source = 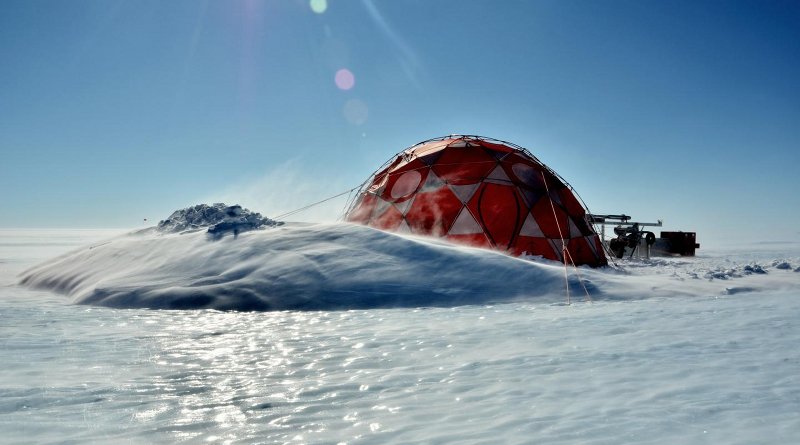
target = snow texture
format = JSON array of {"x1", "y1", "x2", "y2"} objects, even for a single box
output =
[
  {"x1": 19, "y1": 218, "x2": 800, "y2": 311},
  {"x1": 3, "y1": 230, "x2": 800, "y2": 444},
  {"x1": 21, "y1": 223, "x2": 569, "y2": 310}
]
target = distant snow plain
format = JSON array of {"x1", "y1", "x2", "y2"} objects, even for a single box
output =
[{"x1": 2, "y1": 226, "x2": 799, "y2": 444}]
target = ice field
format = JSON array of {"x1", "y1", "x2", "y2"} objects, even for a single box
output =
[{"x1": 2, "y1": 227, "x2": 799, "y2": 444}]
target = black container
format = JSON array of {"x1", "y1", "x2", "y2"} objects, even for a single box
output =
[{"x1": 659, "y1": 231, "x2": 699, "y2": 256}]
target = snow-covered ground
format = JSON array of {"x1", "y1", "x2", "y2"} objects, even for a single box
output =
[
  {"x1": 2, "y1": 227, "x2": 799, "y2": 444},
  {"x1": 18, "y1": 222, "x2": 800, "y2": 311}
]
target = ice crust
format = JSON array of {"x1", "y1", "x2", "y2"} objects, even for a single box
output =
[{"x1": 19, "y1": 219, "x2": 800, "y2": 311}]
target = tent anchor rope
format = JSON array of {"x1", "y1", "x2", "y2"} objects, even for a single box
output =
[
  {"x1": 563, "y1": 248, "x2": 593, "y2": 303},
  {"x1": 541, "y1": 171, "x2": 571, "y2": 305},
  {"x1": 541, "y1": 171, "x2": 593, "y2": 304},
  {"x1": 273, "y1": 186, "x2": 361, "y2": 221}
]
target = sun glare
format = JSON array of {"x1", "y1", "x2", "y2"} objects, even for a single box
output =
[
  {"x1": 309, "y1": 0, "x2": 327, "y2": 14},
  {"x1": 335, "y1": 68, "x2": 355, "y2": 90}
]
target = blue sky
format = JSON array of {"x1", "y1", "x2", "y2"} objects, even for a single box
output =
[{"x1": 1, "y1": 0, "x2": 798, "y2": 247}]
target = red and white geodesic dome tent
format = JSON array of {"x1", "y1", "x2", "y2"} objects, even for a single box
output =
[{"x1": 345, "y1": 135, "x2": 608, "y2": 267}]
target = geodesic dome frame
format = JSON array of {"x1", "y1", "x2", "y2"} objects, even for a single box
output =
[{"x1": 345, "y1": 135, "x2": 607, "y2": 267}]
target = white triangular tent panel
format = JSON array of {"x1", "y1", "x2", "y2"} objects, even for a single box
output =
[
  {"x1": 418, "y1": 169, "x2": 444, "y2": 193},
  {"x1": 484, "y1": 165, "x2": 512, "y2": 184},
  {"x1": 548, "y1": 239, "x2": 565, "y2": 262},
  {"x1": 520, "y1": 213, "x2": 545, "y2": 237},
  {"x1": 568, "y1": 217, "x2": 581, "y2": 238},
  {"x1": 369, "y1": 173, "x2": 389, "y2": 195},
  {"x1": 549, "y1": 189, "x2": 563, "y2": 206},
  {"x1": 491, "y1": 150, "x2": 511, "y2": 161},
  {"x1": 394, "y1": 195, "x2": 415, "y2": 216},
  {"x1": 370, "y1": 197, "x2": 392, "y2": 220},
  {"x1": 396, "y1": 219, "x2": 412, "y2": 234},
  {"x1": 519, "y1": 188, "x2": 539, "y2": 209},
  {"x1": 448, "y1": 183, "x2": 480, "y2": 204},
  {"x1": 511, "y1": 162, "x2": 538, "y2": 184},
  {"x1": 448, "y1": 208, "x2": 483, "y2": 235},
  {"x1": 585, "y1": 235, "x2": 599, "y2": 257}
]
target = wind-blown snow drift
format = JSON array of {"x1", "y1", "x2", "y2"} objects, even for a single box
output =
[
  {"x1": 19, "y1": 218, "x2": 800, "y2": 311},
  {"x1": 21, "y1": 222, "x2": 593, "y2": 310}
]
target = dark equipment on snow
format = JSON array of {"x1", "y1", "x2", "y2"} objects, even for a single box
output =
[
  {"x1": 607, "y1": 223, "x2": 658, "y2": 259},
  {"x1": 588, "y1": 214, "x2": 698, "y2": 259}
]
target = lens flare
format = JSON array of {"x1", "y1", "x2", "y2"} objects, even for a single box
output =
[
  {"x1": 335, "y1": 68, "x2": 355, "y2": 90},
  {"x1": 343, "y1": 99, "x2": 368, "y2": 125},
  {"x1": 309, "y1": 0, "x2": 327, "y2": 14}
]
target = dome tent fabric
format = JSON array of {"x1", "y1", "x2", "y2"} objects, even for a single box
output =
[{"x1": 345, "y1": 135, "x2": 607, "y2": 267}]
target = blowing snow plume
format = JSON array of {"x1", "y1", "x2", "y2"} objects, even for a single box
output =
[
  {"x1": 200, "y1": 162, "x2": 353, "y2": 223},
  {"x1": 20, "y1": 201, "x2": 800, "y2": 311},
  {"x1": 19, "y1": 204, "x2": 582, "y2": 310}
]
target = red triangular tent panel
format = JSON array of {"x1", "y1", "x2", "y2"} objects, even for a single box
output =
[
  {"x1": 348, "y1": 193, "x2": 377, "y2": 224},
  {"x1": 371, "y1": 204, "x2": 404, "y2": 231},
  {"x1": 389, "y1": 170, "x2": 423, "y2": 200},
  {"x1": 404, "y1": 186, "x2": 462, "y2": 236},
  {"x1": 432, "y1": 144, "x2": 496, "y2": 185},
  {"x1": 466, "y1": 182, "x2": 524, "y2": 250}
]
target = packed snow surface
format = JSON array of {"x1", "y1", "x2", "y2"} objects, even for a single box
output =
[
  {"x1": 19, "y1": 219, "x2": 800, "y2": 311},
  {"x1": 2, "y1": 229, "x2": 799, "y2": 444},
  {"x1": 21, "y1": 222, "x2": 576, "y2": 310}
]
